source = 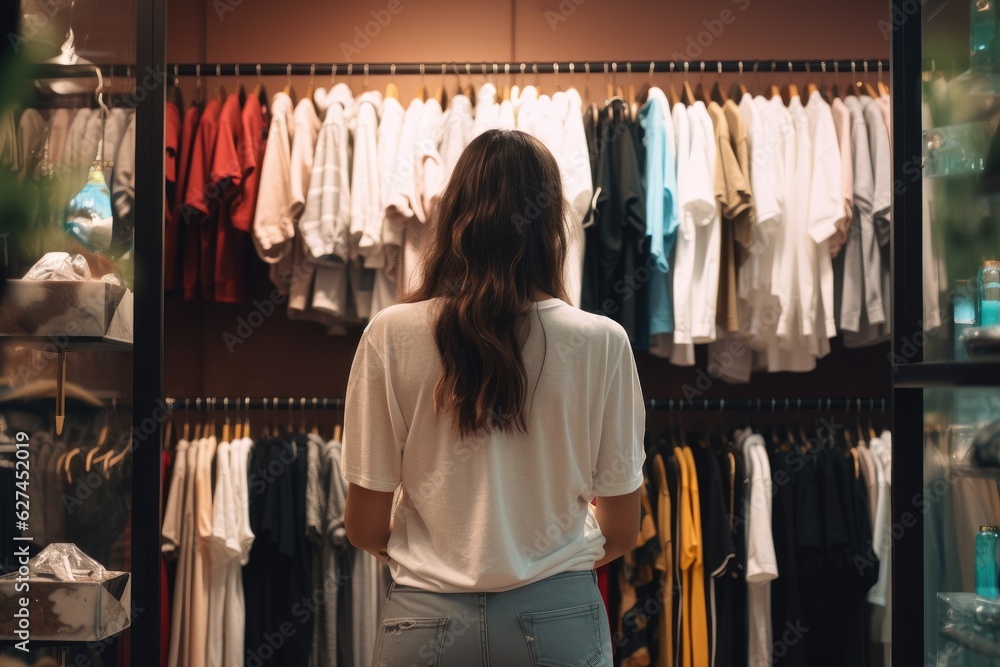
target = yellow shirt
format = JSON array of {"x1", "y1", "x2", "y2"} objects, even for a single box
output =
[
  {"x1": 676, "y1": 446, "x2": 709, "y2": 667},
  {"x1": 653, "y1": 454, "x2": 673, "y2": 667}
]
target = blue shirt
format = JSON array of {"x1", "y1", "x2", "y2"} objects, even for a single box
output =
[{"x1": 638, "y1": 96, "x2": 679, "y2": 335}]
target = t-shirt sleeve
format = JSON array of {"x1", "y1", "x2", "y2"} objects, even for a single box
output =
[
  {"x1": 341, "y1": 335, "x2": 404, "y2": 493},
  {"x1": 592, "y1": 339, "x2": 646, "y2": 496}
]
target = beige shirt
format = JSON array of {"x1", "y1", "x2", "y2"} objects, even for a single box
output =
[
  {"x1": 829, "y1": 99, "x2": 855, "y2": 257},
  {"x1": 188, "y1": 436, "x2": 216, "y2": 667},
  {"x1": 707, "y1": 102, "x2": 752, "y2": 333}
]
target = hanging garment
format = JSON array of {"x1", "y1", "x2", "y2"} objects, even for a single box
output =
[
  {"x1": 676, "y1": 446, "x2": 709, "y2": 667},
  {"x1": 252, "y1": 92, "x2": 297, "y2": 284},
  {"x1": 639, "y1": 91, "x2": 679, "y2": 350},
  {"x1": 167, "y1": 102, "x2": 202, "y2": 294},
  {"x1": 183, "y1": 99, "x2": 223, "y2": 300},
  {"x1": 209, "y1": 93, "x2": 250, "y2": 303}
]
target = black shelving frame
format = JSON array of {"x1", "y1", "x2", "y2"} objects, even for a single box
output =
[
  {"x1": 130, "y1": 0, "x2": 166, "y2": 661},
  {"x1": 889, "y1": 0, "x2": 963, "y2": 662}
]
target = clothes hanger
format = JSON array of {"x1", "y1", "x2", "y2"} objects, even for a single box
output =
[
  {"x1": 582, "y1": 62, "x2": 591, "y2": 107},
  {"x1": 234, "y1": 64, "x2": 245, "y2": 105},
  {"x1": 463, "y1": 63, "x2": 476, "y2": 102},
  {"x1": 282, "y1": 64, "x2": 296, "y2": 102},
  {"x1": 222, "y1": 398, "x2": 231, "y2": 443},
  {"x1": 381, "y1": 63, "x2": 398, "y2": 101},
  {"x1": 415, "y1": 64, "x2": 426, "y2": 101},
  {"x1": 169, "y1": 65, "x2": 184, "y2": 109},
  {"x1": 195, "y1": 64, "x2": 204, "y2": 106},
  {"x1": 637, "y1": 61, "x2": 653, "y2": 107},
  {"x1": 253, "y1": 64, "x2": 266, "y2": 103},
  {"x1": 626, "y1": 62, "x2": 638, "y2": 117},
  {"x1": 667, "y1": 62, "x2": 680, "y2": 107},
  {"x1": 84, "y1": 411, "x2": 110, "y2": 472},
  {"x1": 695, "y1": 61, "x2": 709, "y2": 103},
  {"x1": 805, "y1": 62, "x2": 819, "y2": 99},
  {"x1": 710, "y1": 61, "x2": 727, "y2": 104},
  {"x1": 877, "y1": 60, "x2": 889, "y2": 97},
  {"x1": 862, "y1": 60, "x2": 878, "y2": 97},
  {"x1": 605, "y1": 62, "x2": 614, "y2": 102},
  {"x1": 214, "y1": 64, "x2": 227, "y2": 102},
  {"x1": 553, "y1": 62, "x2": 563, "y2": 93},
  {"x1": 311, "y1": 398, "x2": 322, "y2": 437},
  {"x1": 682, "y1": 62, "x2": 696, "y2": 106},
  {"x1": 781, "y1": 61, "x2": 798, "y2": 104},
  {"x1": 532, "y1": 62, "x2": 542, "y2": 96},
  {"x1": 728, "y1": 61, "x2": 748, "y2": 100},
  {"x1": 305, "y1": 64, "x2": 316, "y2": 108},
  {"x1": 767, "y1": 61, "x2": 781, "y2": 100},
  {"x1": 831, "y1": 61, "x2": 842, "y2": 99},
  {"x1": 181, "y1": 398, "x2": 190, "y2": 442},
  {"x1": 435, "y1": 63, "x2": 447, "y2": 107},
  {"x1": 233, "y1": 398, "x2": 243, "y2": 441}
]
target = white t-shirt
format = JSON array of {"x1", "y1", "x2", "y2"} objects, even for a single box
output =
[
  {"x1": 687, "y1": 102, "x2": 721, "y2": 343},
  {"x1": 342, "y1": 298, "x2": 646, "y2": 592},
  {"x1": 743, "y1": 434, "x2": 778, "y2": 667},
  {"x1": 669, "y1": 102, "x2": 697, "y2": 366},
  {"x1": 804, "y1": 91, "x2": 843, "y2": 343}
]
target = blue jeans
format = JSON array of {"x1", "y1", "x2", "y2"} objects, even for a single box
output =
[{"x1": 371, "y1": 570, "x2": 613, "y2": 667}]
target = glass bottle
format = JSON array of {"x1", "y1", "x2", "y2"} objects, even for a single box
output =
[
  {"x1": 977, "y1": 525, "x2": 1000, "y2": 598},
  {"x1": 972, "y1": 0, "x2": 1000, "y2": 70},
  {"x1": 979, "y1": 260, "x2": 1000, "y2": 326},
  {"x1": 956, "y1": 279, "x2": 976, "y2": 359}
]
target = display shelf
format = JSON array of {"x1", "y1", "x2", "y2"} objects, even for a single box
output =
[
  {"x1": 0, "y1": 335, "x2": 132, "y2": 352},
  {"x1": 893, "y1": 361, "x2": 1000, "y2": 388}
]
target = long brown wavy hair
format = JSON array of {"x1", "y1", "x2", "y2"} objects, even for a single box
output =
[{"x1": 407, "y1": 129, "x2": 568, "y2": 438}]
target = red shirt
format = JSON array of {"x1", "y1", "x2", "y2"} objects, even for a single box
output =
[
  {"x1": 234, "y1": 93, "x2": 268, "y2": 233},
  {"x1": 211, "y1": 93, "x2": 248, "y2": 303},
  {"x1": 182, "y1": 98, "x2": 221, "y2": 301},
  {"x1": 166, "y1": 103, "x2": 199, "y2": 294}
]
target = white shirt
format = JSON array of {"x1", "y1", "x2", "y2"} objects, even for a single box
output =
[
  {"x1": 384, "y1": 98, "x2": 424, "y2": 226},
  {"x1": 743, "y1": 434, "x2": 778, "y2": 667},
  {"x1": 252, "y1": 93, "x2": 296, "y2": 264},
  {"x1": 687, "y1": 101, "x2": 721, "y2": 343},
  {"x1": 669, "y1": 102, "x2": 696, "y2": 366},
  {"x1": 804, "y1": 91, "x2": 843, "y2": 343},
  {"x1": 351, "y1": 91, "x2": 384, "y2": 265},
  {"x1": 342, "y1": 298, "x2": 646, "y2": 592},
  {"x1": 440, "y1": 93, "x2": 474, "y2": 184},
  {"x1": 473, "y1": 82, "x2": 501, "y2": 137},
  {"x1": 560, "y1": 89, "x2": 596, "y2": 307},
  {"x1": 300, "y1": 85, "x2": 353, "y2": 263}
]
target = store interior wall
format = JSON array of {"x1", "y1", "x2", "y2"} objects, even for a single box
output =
[{"x1": 163, "y1": 0, "x2": 895, "y2": 407}]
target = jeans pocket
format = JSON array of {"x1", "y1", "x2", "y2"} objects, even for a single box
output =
[
  {"x1": 376, "y1": 617, "x2": 450, "y2": 667},
  {"x1": 518, "y1": 603, "x2": 604, "y2": 667}
]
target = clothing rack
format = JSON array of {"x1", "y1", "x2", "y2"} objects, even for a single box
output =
[
  {"x1": 31, "y1": 59, "x2": 890, "y2": 80},
  {"x1": 163, "y1": 59, "x2": 889, "y2": 78},
  {"x1": 164, "y1": 397, "x2": 890, "y2": 412}
]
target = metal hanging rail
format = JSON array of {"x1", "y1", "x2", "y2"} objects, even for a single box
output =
[
  {"x1": 164, "y1": 396, "x2": 890, "y2": 412},
  {"x1": 162, "y1": 59, "x2": 889, "y2": 78}
]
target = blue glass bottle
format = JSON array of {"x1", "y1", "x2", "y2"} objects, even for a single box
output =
[
  {"x1": 979, "y1": 261, "x2": 1000, "y2": 327},
  {"x1": 976, "y1": 525, "x2": 1000, "y2": 598}
]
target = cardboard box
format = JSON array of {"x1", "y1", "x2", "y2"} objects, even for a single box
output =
[
  {"x1": 0, "y1": 570, "x2": 131, "y2": 642},
  {"x1": 0, "y1": 280, "x2": 129, "y2": 340}
]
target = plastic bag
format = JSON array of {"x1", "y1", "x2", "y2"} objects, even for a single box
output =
[
  {"x1": 23, "y1": 252, "x2": 91, "y2": 281},
  {"x1": 65, "y1": 164, "x2": 113, "y2": 252},
  {"x1": 28, "y1": 544, "x2": 107, "y2": 582}
]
